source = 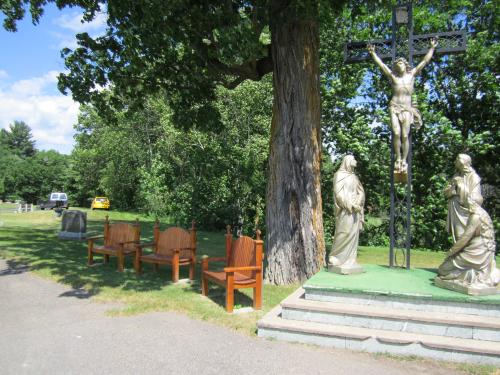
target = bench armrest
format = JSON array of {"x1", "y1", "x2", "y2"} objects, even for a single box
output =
[
  {"x1": 224, "y1": 266, "x2": 261, "y2": 273},
  {"x1": 200, "y1": 256, "x2": 226, "y2": 264},
  {"x1": 200, "y1": 256, "x2": 226, "y2": 272}
]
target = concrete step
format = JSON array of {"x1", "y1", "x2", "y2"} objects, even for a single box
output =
[
  {"x1": 258, "y1": 304, "x2": 500, "y2": 366},
  {"x1": 282, "y1": 288, "x2": 500, "y2": 341},
  {"x1": 304, "y1": 286, "x2": 500, "y2": 318}
]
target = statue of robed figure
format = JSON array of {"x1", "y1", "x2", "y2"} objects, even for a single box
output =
[
  {"x1": 328, "y1": 155, "x2": 365, "y2": 275},
  {"x1": 436, "y1": 197, "x2": 499, "y2": 295},
  {"x1": 444, "y1": 153, "x2": 483, "y2": 243}
]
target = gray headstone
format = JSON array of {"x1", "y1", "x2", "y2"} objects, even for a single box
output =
[{"x1": 58, "y1": 210, "x2": 87, "y2": 240}]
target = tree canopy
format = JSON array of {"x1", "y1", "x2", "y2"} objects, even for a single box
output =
[{"x1": 2, "y1": 1, "x2": 279, "y2": 122}]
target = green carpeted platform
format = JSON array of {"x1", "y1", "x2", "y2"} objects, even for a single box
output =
[{"x1": 304, "y1": 264, "x2": 500, "y2": 305}]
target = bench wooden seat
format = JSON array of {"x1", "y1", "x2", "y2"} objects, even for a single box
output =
[
  {"x1": 135, "y1": 221, "x2": 196, "y2": 282},
  {"x1": 201, "y1": 226, "x2": 263, "y2": 313},
  {"x1": 91, "y1": 245, "x2": 136, "y2": 256},
  {"x1": 202, "y1": 271, "x2": 256, "y2": 285},
  {"x1": 87, "y1": 216, "x2": 141, "y2": 272}
]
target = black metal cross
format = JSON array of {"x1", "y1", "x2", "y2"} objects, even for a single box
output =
[
  {"x1": 343, "y1": 2, "x2": 467, "y2": 269},
  {"x1": 344, "y1": 3, "x2": 467, "y2": 66}
]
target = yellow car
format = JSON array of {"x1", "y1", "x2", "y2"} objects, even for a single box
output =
[{"x1": 91, "y1": 197, "x2": 110, "y2": 210}]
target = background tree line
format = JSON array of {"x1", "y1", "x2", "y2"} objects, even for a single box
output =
[{"x1": 0, "y1": 121, "x2": 70, "y2": 204}]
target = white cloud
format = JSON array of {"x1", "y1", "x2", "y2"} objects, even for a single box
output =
[
  {"x1": 52, "y1": 31, "x2": 80, "y2": 50},
  {"x1": 10, "y1": 71, "x2": 59, "y2": 96},
  {"x1": 0, "y1": 70, "x2": 9, "y2": 80},
  {"x1": 0, "y1": 72, "x2": 79, "y2": 154},
  {"x1": 55, "y1": 11, "x2": 107, "y2": 33},
  {"x1": 52, "y1": 11, "x2": 107, "y2": 49}
]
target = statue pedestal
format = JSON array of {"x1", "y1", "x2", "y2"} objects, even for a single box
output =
[
  {"x1": 434, "y1": 277, "x2": 499, "y2": 296},
  {"x1": 394, "y1": 170, "x2": 407, "y2": 183},
  {"x1": 328, "y1": 264, "x2": 364, "y2": 275}
]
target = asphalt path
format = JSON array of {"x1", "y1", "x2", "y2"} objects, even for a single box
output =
[{"x1": 0, "y1": 258, "x2": 460, "y2": 375}]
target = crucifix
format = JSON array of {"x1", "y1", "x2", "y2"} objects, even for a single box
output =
[{"x1": 344, "y1": 2, "x2": 467, "y2": 268}]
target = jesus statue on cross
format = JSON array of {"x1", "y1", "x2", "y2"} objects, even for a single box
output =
[{"x1": 367, "y1": 38, "x2": 438, "y2": 174}]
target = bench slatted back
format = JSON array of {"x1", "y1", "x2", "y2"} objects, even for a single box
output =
[
  {"x1": 105, "y1": 222, "x2": 140, "y2": 251},
  {"x1": 157, "y1": 227, "x2": 192, "y2": 258},
  {"x1": 229, "y1": 236, "x2": 256, "y2": 278}
]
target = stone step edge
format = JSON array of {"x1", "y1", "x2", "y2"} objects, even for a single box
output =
[
  {"x1": 282, "y1": 288, "x2": 500, "y2": 329},
  {"x1": 303, "y1": 284, "x2": 500, "y2": 306},
  {"x1": 258, "y1": 308, "x2": 500, "y2": 357}
]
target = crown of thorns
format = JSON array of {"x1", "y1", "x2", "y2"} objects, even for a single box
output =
[{"x1": 393, "y1": 57, "x2": 412, "y2": 72}]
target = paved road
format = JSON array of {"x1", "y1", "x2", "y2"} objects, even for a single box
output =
[{"x1": 0, "y1": 259, "x2": 460, "y2": 375}]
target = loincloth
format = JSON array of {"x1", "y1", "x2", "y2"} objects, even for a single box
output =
[{"x1": 389, "y1": 102, "x2": 422, "y2": 130}]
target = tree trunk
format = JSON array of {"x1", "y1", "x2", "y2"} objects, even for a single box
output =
[{"x1": 265, "y1": 1, "x2": 325, "y2": 285}]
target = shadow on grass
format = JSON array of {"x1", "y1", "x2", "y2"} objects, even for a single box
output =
[
  {"x1": 183, "y1": 270, "x2": 255, "y2": 311},
  {"x1": 1, "y1": 226, "x2": 158, "y2": 294},
  {"x1": 0, "y1": 218, "x2": 236, "y2": 306}
]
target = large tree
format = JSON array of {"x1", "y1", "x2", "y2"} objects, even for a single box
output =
[{"x1": 2, "y1": 0, "x2": 351, "y2": 284}]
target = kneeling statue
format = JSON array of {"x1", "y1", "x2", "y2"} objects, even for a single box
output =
[
  {"x1": 328, "y1": 155, "x2": 365, "y2": 274},
  {"x1": 436, "y1": 198, "x2": 500, "y2": 295}
]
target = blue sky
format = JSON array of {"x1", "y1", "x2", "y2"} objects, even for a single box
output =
[{"x1": 0, "y1": 4, "x2": 106, "y2": 154}]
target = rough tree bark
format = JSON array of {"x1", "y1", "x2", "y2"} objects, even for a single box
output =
[{"x1": 265, "y1": 0, "x2": 325, "y2": 285}]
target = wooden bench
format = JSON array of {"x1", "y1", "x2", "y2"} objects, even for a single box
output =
[
  {"x1": 201, "y1": 226, "x2": 263, "y2": 313},
  {"x1": 87, "y1": 216, "x2": 141, "y2": 272},
  {"x1": 135, "y1": 221, "x2": 196, "y2": 282}
]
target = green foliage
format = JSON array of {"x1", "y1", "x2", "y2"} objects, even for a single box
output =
[
  {"x1": 60, "y1": 1, "x2": 273, "y2": 125},
  {"x1": 68, "y1": 104, "x2": 146, "y2": 209},
  {"x1": 320, "y1": 150, "x2": 335, "y2": 244},
  {"x1": 70, "y1": 78, "x2": 272, "y2": 231},
  {"x1": 360, "y1": 217, "x2": 390, "y2": 247},
  {"x1": 0, "y1": 143, "x2": 19, "y2": 199},
  {"x1": 34, "y1": 150, "x2": 70, "y2": 196},
  {"x1": 138, "y1": 157, "x2": 171, "y2": 220}
]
